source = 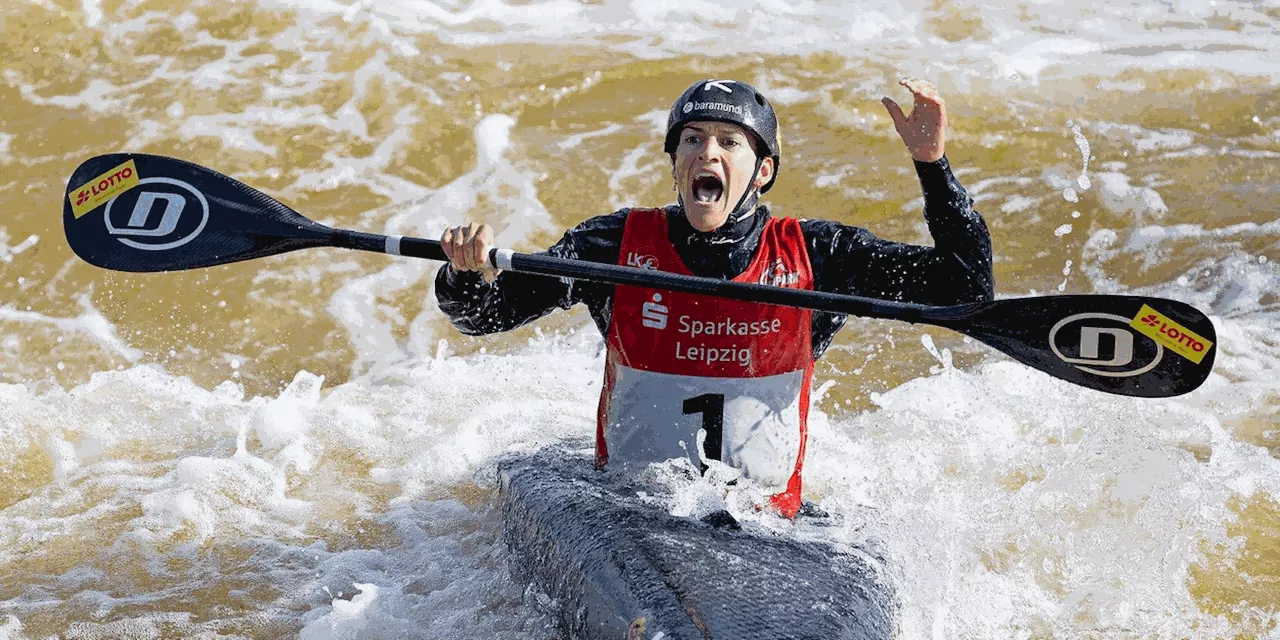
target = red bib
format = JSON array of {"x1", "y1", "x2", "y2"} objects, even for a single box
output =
[{"x1": 597, "y1": 208, "x2": 815, "y2": 517}]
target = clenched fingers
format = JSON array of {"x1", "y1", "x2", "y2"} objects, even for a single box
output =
[
  {"x1": 468, "y1": 224, "x2": 490, "y2": 271},
  {"x1": 440, "y1": 223, "x2": 501, "y2": 282}
]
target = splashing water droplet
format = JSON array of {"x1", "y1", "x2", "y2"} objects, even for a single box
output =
[{"x1": 1070, "y1": 123, "x2": 1091, "y2": 191}]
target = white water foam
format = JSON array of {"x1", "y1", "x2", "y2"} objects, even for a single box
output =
[
  {"x1": 326, "y1": 113, "x2": 556, "y2": 378},
  {"x1": 806, "y1": 331, "x2": 1280, "y2": 637},
  {"x1": 3, "y1": 248, "x2": 1276, "y2": 639},
  {"x1": 2, "y1": 323, "x2": 1276, "y2": 637},
  {"x1": 237, "y1": 0, "x2": 1280, "y2": 83},
  {"x1": 1083, "y1": 217, "x2": 1280, "y2": 289},
  {"x1": 14, "y1": 0, "x2": 1274, "y2": 138},
  {"x1": 0, "y1": 230, "x2": 38, "y2": 264},
  {"x1": 0, "y1": 294, "x2": 142, "y2": 364},
  {"x1": 0, "y1": 327, "x2": 604, "y2": 638}
]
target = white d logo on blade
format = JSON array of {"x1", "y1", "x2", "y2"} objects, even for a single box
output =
[
  {"x1": 1049, "y1": 312, "x2": 1163, "y2": 377},
  {"x1": 104, "y1": 177, "x2": 209, "y2": 251}
]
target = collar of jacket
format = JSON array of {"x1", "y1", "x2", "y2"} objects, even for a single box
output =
[{"x1": 665, "y1": 200, "x2": 770, "y2": 279}]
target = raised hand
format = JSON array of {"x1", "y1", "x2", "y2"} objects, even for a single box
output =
[{"x1": 881, "y1": 79, "x2": 947, "y2": 163}]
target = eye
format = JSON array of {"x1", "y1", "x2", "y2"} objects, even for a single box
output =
[
  {"x1": 722, "y1": 138, "x2": 740, "y2": 148},
  {"x1": 683, "y1": 133, "x2": 700, "y2": 144}
]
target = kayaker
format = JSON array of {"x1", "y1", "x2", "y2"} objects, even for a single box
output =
[{"x1": 435, "y1": 78, "x2": 994, "y2": 517}]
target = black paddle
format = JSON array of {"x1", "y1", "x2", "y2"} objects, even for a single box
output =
[{"x1": 63, "y1": 153, "x2": 1218, "y2": 398}]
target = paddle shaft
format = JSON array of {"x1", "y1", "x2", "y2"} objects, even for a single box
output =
[
  {"x1": 60, "y1": 153, "x2": 1216, "y2": 397},
  {"x1": 330, "y1": 229, "x2": 977, "y2": 326}
]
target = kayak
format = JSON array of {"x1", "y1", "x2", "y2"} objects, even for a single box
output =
[{"x1": 497, "y1": 446, "x2": 895, "y2": 639}]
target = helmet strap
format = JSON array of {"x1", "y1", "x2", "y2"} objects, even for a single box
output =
[{"x1": 729, "y1": 156, "x2": 764, "y2": 222}]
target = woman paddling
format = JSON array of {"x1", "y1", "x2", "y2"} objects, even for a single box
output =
[{"x1": 435, "y1": 78, "x2": 994, "y2": 517}]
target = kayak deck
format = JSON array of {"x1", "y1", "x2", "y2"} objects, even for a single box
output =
[{"x1": 498, "y1": 447, "x2": 894, "y2": 639}]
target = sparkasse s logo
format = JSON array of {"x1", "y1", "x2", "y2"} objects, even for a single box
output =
[{"x1": 641, "y1": 293, "x2": 668, "y2": 330}]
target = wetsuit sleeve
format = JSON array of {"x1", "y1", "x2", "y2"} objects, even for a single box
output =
[
  {"x1": 434, "y1": 210, "x2": 628, "y2": 335},
  {"x1": 802, "y1": 156, "x2": 994, "y2": 305}
]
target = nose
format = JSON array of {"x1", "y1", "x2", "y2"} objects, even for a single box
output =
[{"x1": 695, "y1": 137, "x2": 723, "y2": 161}]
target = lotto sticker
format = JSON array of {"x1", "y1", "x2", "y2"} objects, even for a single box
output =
[
  {"x1": 70, "y1": 159, "x2": 140, "y2": 218},
  {"x1": 1129, "y1": 304, "x2": 1213, "y2": 364}
]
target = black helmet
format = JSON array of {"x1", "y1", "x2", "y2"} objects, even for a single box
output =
[{"x1": 664, "y1": 79, "x2": 781, "y2": 194}]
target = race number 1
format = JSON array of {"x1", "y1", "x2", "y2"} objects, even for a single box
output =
[{"x1": 683, "y1": 393, "x2": 725, "y2": 466}]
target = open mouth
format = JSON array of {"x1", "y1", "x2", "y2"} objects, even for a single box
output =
[{"x1": 692, "y1": 174, "x2": 724, "y2": 204}]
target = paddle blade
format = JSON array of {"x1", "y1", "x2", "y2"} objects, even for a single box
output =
[
  {"x1": 63, "y1": 153, "x2": 333, "y2": 272},
  {"x1": 943, "y1": 295, "x2": 1216, "y2": 398}
]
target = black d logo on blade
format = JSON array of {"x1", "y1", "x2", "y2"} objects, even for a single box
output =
[
  {"x1": 103, "y1": 178, "x2": 209, "y2": 251},
  {"x1": 1049, "y1": 312, "x2": 1164, "y2": 377}
]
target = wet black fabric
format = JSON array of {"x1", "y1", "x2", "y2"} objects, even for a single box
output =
[{"x1": 435, "y1": 157, "x2": 994, "y2": 359}]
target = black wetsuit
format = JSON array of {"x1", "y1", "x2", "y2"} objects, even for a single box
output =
[{"x1": 435, "y1": 157, "x2": 994, "y2": 359}]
